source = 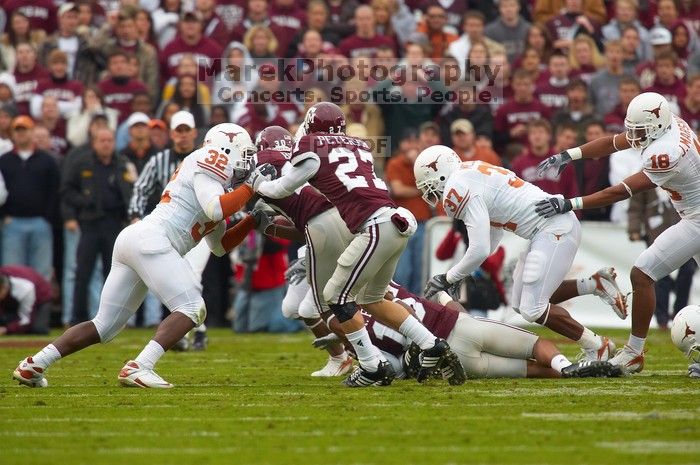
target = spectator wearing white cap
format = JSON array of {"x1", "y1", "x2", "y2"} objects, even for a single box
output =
[
  {"x1": 128, "y1": 111, "x2": 197, "y2": 221},
  {"x1": 0, "y1": 73, "x2": 15, "y2": 107},
  {"x1": 636, "y1": 27, "x2": 686, "y2": 88},
  {"x1": 120, "y1": 112, "x2": 158, "y2": 174}
]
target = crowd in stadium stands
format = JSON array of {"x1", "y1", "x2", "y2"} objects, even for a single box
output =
[{"x1": 0, "y1": 0, "x2": 697, "y2": 334}]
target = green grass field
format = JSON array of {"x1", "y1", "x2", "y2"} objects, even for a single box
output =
[{"x1": 0, "y1": 328, "x2": 698, "y2": 465}]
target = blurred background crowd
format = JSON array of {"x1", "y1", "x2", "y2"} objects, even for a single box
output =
[{"x1": 0, "y1": 0, "x2": 697, "y2": 336}]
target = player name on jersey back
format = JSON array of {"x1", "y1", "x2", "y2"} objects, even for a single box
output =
[
  {"x1": 642, "y1": 116, "x2": 700, "y2": 219},
  {"x1": 293, "y1": 133, "x2": 396, "y2": 233},
  {"x1": 442, "y1": 161, "x2": 553, "y2": 240}
]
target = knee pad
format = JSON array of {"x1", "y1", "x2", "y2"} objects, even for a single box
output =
[
  {"x1": 329, "y1": 302, "x2": 358, "y2": 323},
  {"x1": 281, "y1": 297, "x2": 300, "y2": 320},
  {"x1": 298, "y1": 292, "x2": 320, "y2": 320},
  {"x1": 520, "y1": 302, "x2": 550, "y2": 323},
  {"x1": 174, "y1": 298, "x2": 207, "y2": 326},
  {"x1": 522, "y1": 250, "x2": 547, "y2": 284}
]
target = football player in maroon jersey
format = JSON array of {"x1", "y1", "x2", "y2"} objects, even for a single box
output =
[{"x1": 254, "y1": 103, "x2": 465, "y2": 387}]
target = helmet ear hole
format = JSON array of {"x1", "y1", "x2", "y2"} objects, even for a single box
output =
[
  {"x1": 439, "y1": 176, "x2": 445, "y2": 181},
  {"x1": 225, "y1": 148, "x2": 231, "y2": 154}
]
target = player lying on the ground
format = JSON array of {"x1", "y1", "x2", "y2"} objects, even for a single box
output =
[
  {"x1": 534, "y1": 92, "x2": 700, "y2": 373},
  {"x1": 413, "y1": 146, "x2": 628, "y2": 365},
  {"x1": 13, "y1": 124, "x2": 274, "y2": 388},
  {"x1": 252, "y1": 106, "x2": 465, "y2": 387},
  {"x1": 671, "y1": 305, "x2": 700, "y2": 378}
]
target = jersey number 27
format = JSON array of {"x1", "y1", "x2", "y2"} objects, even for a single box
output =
[{"x1": 328, "y1": 148, "x2": 387, "y2": 192}]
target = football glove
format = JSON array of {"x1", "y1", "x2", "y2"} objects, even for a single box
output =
[
  {"x1": 689, "y1": 362, "x2": 700, "y2": 378},
  {"x1": 535, "y1": 196, "x2": 573, "y2": 218},
  {"x1": 536, "y1": 150, "x2": 573, "y2": 177},
  {"x1": 424, "y1": 274, "x2": 460, "y2": 300},
  {"x1": 245, "y1": 163, "x2": 277, "y2": 191},
  {"x1": 284, "y1": 256, "x2": 307, "y2": 285},
  {"x1": 252, "y1": 208, "x2": 275, "y2": 234}
]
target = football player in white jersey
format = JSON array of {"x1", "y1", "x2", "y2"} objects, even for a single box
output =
[
  {"x1": 13, "y1": 124, "x2": 274, "y2": 388},
  {"x1": 413, "y1": 145, "x2": 628, "y2": 377},
  {"x1": 535, "y1": 92, "x2": 700, "y2": 373}
]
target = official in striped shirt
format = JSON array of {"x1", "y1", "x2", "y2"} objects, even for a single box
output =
[{"x1": 128, "y1": 111, "x2": 197, "y2": 220}]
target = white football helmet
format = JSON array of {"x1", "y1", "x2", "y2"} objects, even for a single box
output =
[
  {"x1": 624, "y1": 92, "x2": 672, "y2": 149},
  {"x1": 204, "y1": 123, "x2": 255, "y2": 184},
  {"x1": 671, "y1": 305, "x2": 700, "y2": 363},
  {"x1": 413, "y1": 145, "x2": 461, "y2": 207}
]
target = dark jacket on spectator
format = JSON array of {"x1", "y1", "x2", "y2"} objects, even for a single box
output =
[
  {"x1": 0, "y1": 149, "x2": 59, "y2": 219},
  {"x1": 628, "y1": 188, "x2": 681, "y2": 245},
  {"x1": 39, "y1": 34, "x2": 102, "y2": 86},
  {"x1": 60, "y1": 150, "x2": 135, "y2": 223}
]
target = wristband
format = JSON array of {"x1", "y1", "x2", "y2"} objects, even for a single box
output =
[
  {"x1": 568, "y1": 147, "x2": 583, "y2": 160},
  {"x1": 621, "y1": 181, "x2": 633, "y2": 197},
  {"x1": 570, "y1": 197, "x2": 583, "y2": 210},
  {"x1": 437, "y1": 291, "x2": 453, "y2": 306}
]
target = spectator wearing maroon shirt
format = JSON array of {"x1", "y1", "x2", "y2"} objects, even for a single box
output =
[
  {"x1": 268, "y1": 0, "x2": 306, "y2": 57},
  {"x1": 645, "y1": 51, "x2": 687, "y2": 105},
  {"x1": 511, "y1": 119, "x2": 578, "y2": 198},
  {"x1": 545, "y1": 0, "x2": 600, "y2": 52},
  {"x1": 568, "y1": 34, "x2": 605, "y2": 83},
  {"x1": 244, "y1": 25, "x2": 280, "y2": 58},
  {"x1": 160, "y1": 11, "x2": 223, "y2": 82},
  {"x1": 571, "y1": 120, "x2": 612, "y2": 220},
  {"x1": 637, "y1": 27, "x2": 686, "y2": 88},
  {"x1": 1, "y1": 11, "x2": 47, "y2": 74},
  {"x1": 286, "y1": 0, "x2": 343, "y2": 57},
  {"x1": 603, "y1": 76, "x2": 640, "y2": 134},
  {"x1": 0, "y1": 267, "x2": 53, "y2": 335},
  {"x1": 680, "y1": 74, "x2": 700, "y2": 131},
  {"x1": 215, "y1": 0, "x2": 247, "y2": 32},
  {"x1": 12, "y1": 43, "x2": 49, "y2": 116},
  {"x1": 3, "y1": 0, "x2": 57, "y2": 35},
  {"x1": 670, "y1": 21, "x2": 693, "y2": 68},
  {"x1": 196, "y1": 0, "x2": 233, "y2": 46},
  {"x1": 231, "y1": 0, "x2": 283, "y2": 45},
  {"x1": 36, "y1": 96, "x2": 69, "y2": 158},
  {"x1": 338, "y1": 5, "x2": 395, "y2": 58},
  {"x1": 552, "y1": 78, "x2": 597, "y2": 142},
  {"x1": 97, "y1": 50, "x2": 148, "y2": 124},
  {"x1": 97, "y1": 9, "x2": 160, "y2": 101},
  {"x1": 494, "y1": 69, "x2": 552, "y2": 150},
  {"x1": 536, "y1": 51, "x2": 571, "y2": 111},
  {"x1": 30, "y1": 50, "x2": 83, "y2": 120}
]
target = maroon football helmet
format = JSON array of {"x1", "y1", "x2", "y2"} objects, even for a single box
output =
[
  {"x1": 302, "y1": 102, "x2": 346, "y2": 134},
  {"x1": 255, "y1": 126, "x2": 293, "y2": 153}
]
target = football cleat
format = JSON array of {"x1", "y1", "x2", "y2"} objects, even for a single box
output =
[
  {"x1": 118, "y1": 360, "x2": 173, "y2": 388},
  {"x1": 402, "y1": 343, "x2": 422, "y2": 379},
  {"x1": 592, "y1": 267, "x2": 628, "y2": 319},
  {"x1": 438, "y1": 351, "x2": 467, "y2": 386},
  {"x1": 561, "y1": 360, "x2": 623, "y2": 378},
  {"x1": 192, "y1": 331, "x2": 208, "y2": 351},
  {"x1": 12, "y1": 357, "x2": 48, "y2": 387},
  {"x1": 609, "y1": 345, "x2": 646, "y2": 374},
  {"x1": 578, "y1": 336, "x2": 617, "y2": 362},
  {"x1": 688, "y1": 363, "x2": 700, "y2": 378},
  {"x1": 342, "y1": 360, "x2": 395, "y2": 387},
  {"x1": 311, "y1": 355, "x2": 353, "y2": 377},
  {"x1": 416, "y1": 338, "x2": 458, "y2": 383}
]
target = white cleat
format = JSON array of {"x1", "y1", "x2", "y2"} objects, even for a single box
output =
[
  {"x1": 592, "y1": 267, "x2": 628, "y2": 319},
  {"x1": 579, "y1": 336, "x2": 616, "y2": 362},
  {"x1": 118, "y1": 360, "x2": 173, "y2": 388},
  {"x1": 609, "y1": 345, "x2": 645, "y2": 374},
  {"x1": 12, "y1": 357, "x2": 48, "y2": 387},
  {"x1": 311, "y1": 355, "x2": 353, "y2": 377}
]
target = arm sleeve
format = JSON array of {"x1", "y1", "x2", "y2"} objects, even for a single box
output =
[
  {"x1": 256, "y1": 157, "x2": 320, "y2": 199},
  {"x1": 445, "y1": 196, "x2": 492, "y2": 283},
  {"x1": 128, "y1": 155, "x2": 159, "y2": 219}
]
